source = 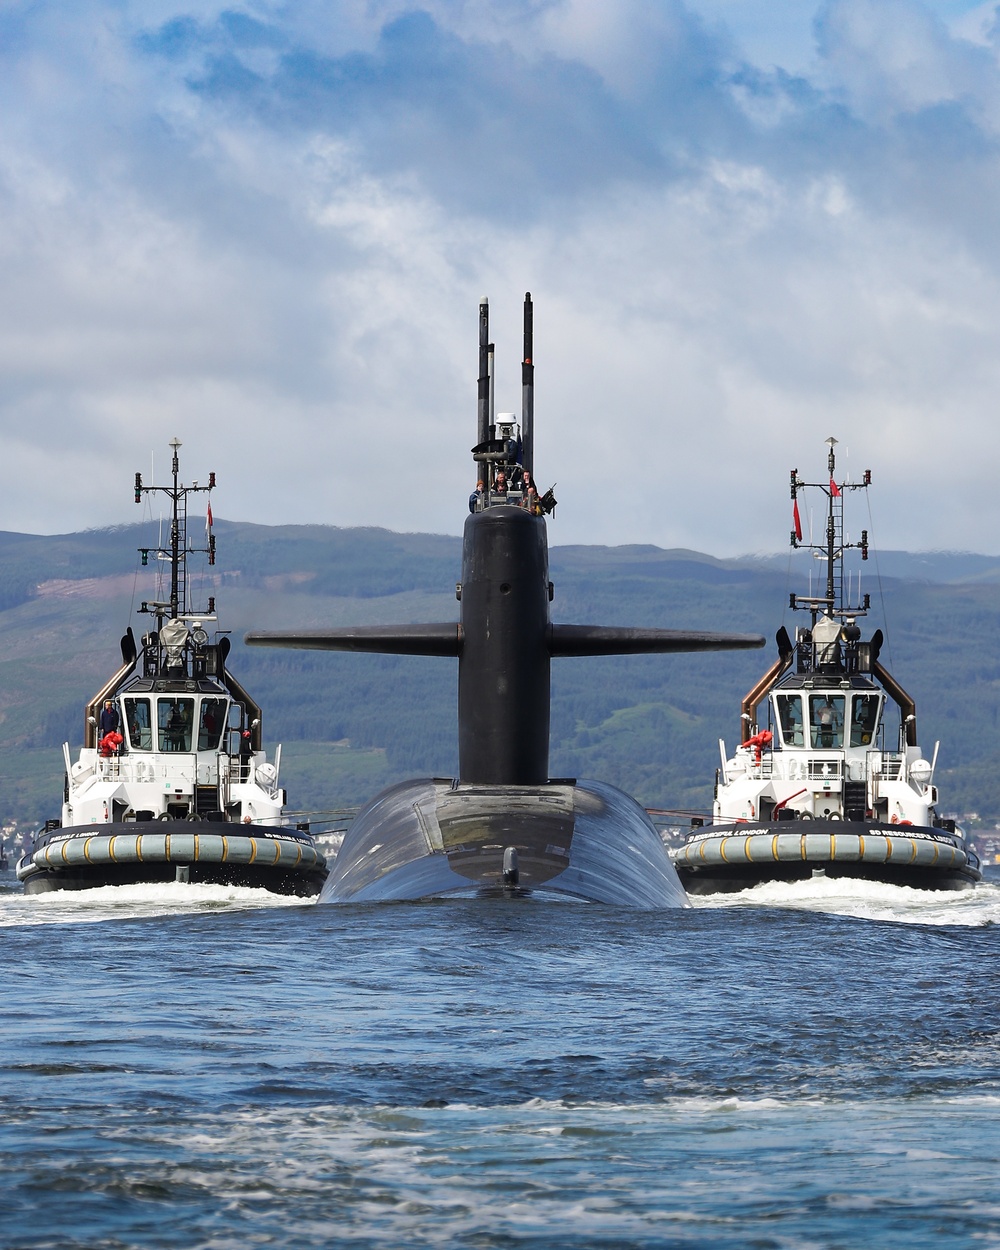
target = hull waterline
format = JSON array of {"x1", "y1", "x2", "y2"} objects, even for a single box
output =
[
  {"x1": 18, "y1": 820, "x2": 326, "y2": 897},
  {"x1": 674, "y1": 819, "x2": 981, "y2": 894}
]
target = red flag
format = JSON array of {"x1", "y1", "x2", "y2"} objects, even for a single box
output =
[
  {"x1": 793, "y1": 497, "x2": 803, "y2": 540},
  {"x1": 830, "y1": 479, "x2": 841, "y2": 498},
  {"x1": 206, "y1": 501, "x2": 213, "y2": 536}
]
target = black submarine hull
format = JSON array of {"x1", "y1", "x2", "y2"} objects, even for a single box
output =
[{"x1": 322, "y1": 777, "x2": 689, "y2": 907}]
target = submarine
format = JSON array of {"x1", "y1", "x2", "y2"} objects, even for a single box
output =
[{"x1": 246, "y1": 295, "x2": 765, "y2": 906}]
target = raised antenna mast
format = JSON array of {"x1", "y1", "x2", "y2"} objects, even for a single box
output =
[
  {"x1": 476, "y1": 298, "x2": 490, "y2": 450},
  {"x1": 521, "y1": 291, "x2": 534, "y2": 477},
  {"x1": 169, "y1": 437, "x2": 182, "y2": 619},
  {"x1": 134, "y1": 440, "x2": 217, "y2": 674},
  {"x1": 790, "y1": 437, "x2": 871, "y2": 625}
]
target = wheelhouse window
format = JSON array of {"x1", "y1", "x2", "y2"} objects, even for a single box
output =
[
  {"x1": 198, "y1": 697, "x2": 228, "y2": 751},
  {"x1": 810, "y1": 694, "x2": 845, "y2": 749},
  {"x1": 850, "y1": 694, "x2": 881, "y2": 747},
  {"x1": 158, "y1": 698, "x2": 194, "y2": 752},
  {"x1": 776, "y1": 694, "x2": 804, "y2": 746},
  {"x1": 124, "y1": 698, "x2": 153, "y2": 751}
]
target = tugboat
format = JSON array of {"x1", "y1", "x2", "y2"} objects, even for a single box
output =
[
  {"x1": 17, "y1": 440, "x2": 326, "y2": 896},
  {"x1": 674, "y1": 439, "x2": 981, "y2": 894}
]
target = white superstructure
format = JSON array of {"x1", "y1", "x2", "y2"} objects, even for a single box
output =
[
  {"x1": 63, "y1": 654, "x2": 285, "y2": 829},
  {"x1": 714, "y1": 616, "x2": 938, "y2": 829}
]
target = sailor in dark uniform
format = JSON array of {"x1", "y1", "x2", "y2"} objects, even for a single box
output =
[{"x1": 99, "y1": 700, "x2": 120, "y2": 737}]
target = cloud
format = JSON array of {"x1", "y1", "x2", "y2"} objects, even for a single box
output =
[
  {"x1": 815, "y1": 0, "x2": 1000, "y2": 121},
  {"x1": 0, "y1": 0, "x2": 999, "y2": 559}
]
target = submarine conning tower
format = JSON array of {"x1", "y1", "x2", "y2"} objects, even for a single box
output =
[
  {"x1": 244, "y1": 293, "x2": 766, "y2": 786},
  {"x1": 459, "y1": 503, "x2": 550, "y2": 783},
  {"x1": 459, "y1": 293, "x2": 549, "y2": 783}
]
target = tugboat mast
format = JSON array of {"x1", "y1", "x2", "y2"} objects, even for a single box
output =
[
  {"x1": 135, "y1": 438, "x2": 217, "y2": 642},
  {"x1": 790, "y1": 436, "x2": 871, "y2": 625}
]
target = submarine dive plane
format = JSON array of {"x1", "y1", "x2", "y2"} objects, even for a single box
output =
[{"x1": 246, "y1": 295, "x2": 765, "y2": 906}]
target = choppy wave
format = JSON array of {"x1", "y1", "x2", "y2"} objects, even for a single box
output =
[
  {"x1": 3, "y1": 1094, "x2": 998, "y2": 1248},
  {"x1": 1, "y1": 871, "x2": 998, "y2": 1246}
]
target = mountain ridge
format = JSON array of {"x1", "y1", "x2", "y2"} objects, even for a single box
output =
[{"x1": 1, "y1": 521, "x2": 999, "y2": 838}]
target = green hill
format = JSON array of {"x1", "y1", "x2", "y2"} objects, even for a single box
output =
[{"x1": 2, "y1": 521, "x2": 999, "y2": 836}]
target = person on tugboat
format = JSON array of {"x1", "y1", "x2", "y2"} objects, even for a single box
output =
[{"x1": 99, "y1": 700, "x2": 120, "y2": 736}]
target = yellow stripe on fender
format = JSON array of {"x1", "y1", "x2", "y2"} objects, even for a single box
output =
[
  {"x1": 84, "y1": 837, "x2": 94, "y2": 863},
  {"x1": 772, "y1": 833, "x2": 779, "y2": 861},
  {"x1": 108, "y1": 836, "x2": 117, "y2": 863},
  {"x1": 719, "y1": 838, "x2": 730, "y2": 864},
  {"x1": 221, "y1": 835, "x2": 229, "y2": 861},
  {"x1": 249, "y1": 838, "x2": 258, "y2": 864},
  {"x1": 136, "y1": 835, "x2": 143, "y2": 862}
]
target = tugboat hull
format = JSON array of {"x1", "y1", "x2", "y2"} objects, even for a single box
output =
[
  {"x1": 674, "y1": 820, "x2": 981, "y2": 894},
  {"x1": 17, "y1": 821, "x2": 326, "y2": 897},
  {"x1": 323, "y1": 778, "x2": 689, "y2": 907}
]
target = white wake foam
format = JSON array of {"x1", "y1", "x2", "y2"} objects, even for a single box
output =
[
  {"x1": 690, "y1": 872, "x2": 1000, "y2": 925},
  {"x1": 0, "y1": 879, "x2": 311, "y2": 926}
]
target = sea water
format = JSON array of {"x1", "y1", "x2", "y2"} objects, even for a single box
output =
[{"x1": 1, "y1": 867, "x2": 998, "y2": 1249}]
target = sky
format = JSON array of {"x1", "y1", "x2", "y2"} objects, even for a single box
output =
[{"x1": 2, "y1": 0, "x2": 1000, "y2": 556}]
